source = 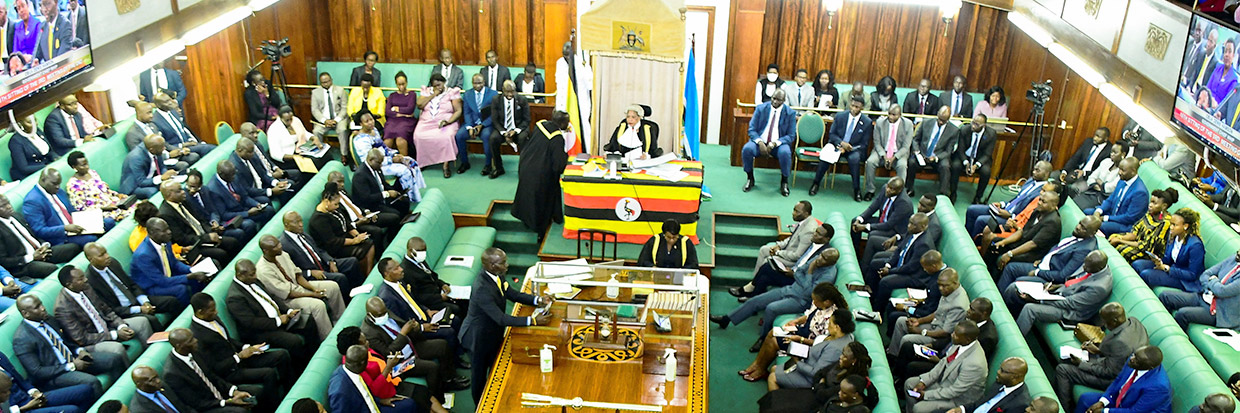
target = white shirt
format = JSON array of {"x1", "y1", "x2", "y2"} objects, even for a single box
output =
[
  {"x1": 440, "y1": 64, "x2": 452, "y2": 80},
  {"x1": 170, "y1": 350, "x2": 237, "y2": 405},
  {"x1": 797, "y1": 243, "x2": 824, "y2": 268},
  {"x1": 1039, "y1": 237, "x2": 1081, "y2": 271},
  {"x1": 64, "y1": 289, "x2": 112, "y2": 336},
  {"x1": 1082, "y1": 143, "x2": 1106, "y2": 173},
  {"x1": 344, "y1": 368, "x2": 381, "y2": 413},
  {"x1": 268, "y1": 116, "x2": 311, "y2": 161},
  {"x1": 156, "y1": 109, "x2": 191, "y2": 143},
  {"x1": 150, "y1": 69, "x2": 168, "y2": 93},
  {"x1": 60, "y1": 110, "x2": 81, "y2": 145},
  {"x1": 521, "y1": 79, "x2": 535, "y2": 94},
  {"x1": 39, "y1": 186, "x2": 70, "y2": 225},
  {"x1": 487, "y1": 65, "x2": 499, "y2": 89},
  {"x1": 192, "y1": 316, "x2": 248, "y2": 364},
  {"x1": 759, "y1": 106, "x2": 782, "y2": 144},
  {"x1": 235, "y1": 280, "x2": 282, "y2": 326},
  {"x1": 0, "y1": 216, "x2": 38, "y2": 262}
]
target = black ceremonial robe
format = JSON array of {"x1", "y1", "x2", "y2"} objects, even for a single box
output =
[{"x1": 512, "y1": 120, "x2": 568, "y2": 236}]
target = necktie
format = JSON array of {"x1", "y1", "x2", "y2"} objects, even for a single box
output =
[
  {"x1": 885, "y1": 122, "x2": 898, "y2": 158},
  {"x1": 489, "y1": 67, "x2": 497, "y2": 89},
  {"x1": 919, "y1": 96, "x2": 925, "y2": 114},
  {"x1": 40, "y1": 324, "x2": 71, "y2": 361},
  {"x1": 164, "y1": 113, "x2": 187, "y2": 143},
  {"x1": 8, "y1": 219, "x2": 38, "y2": 248},
  {"x1": 396, "y1": 284, "x2": 428, "y2": 321},
  {"x1": 102, "y1": 268, "x2": 133, "y2": 307},
  {"x1": 475, "y1": 92, "x2": 482, "y2": 119},
  {"x1": 927, "y1": 125, "x2": 943, "y2": 158},
  {"x1": 273, "y1": 259, "x2": 295, "y2": 283},
  {"x1": 1065, "y1": 272, "x2": 1092, "y2": 288},
  {"x1": 843, "y1": 116, "x2": 857, "y2": 144},
  {"x1": 947, "y1": 347, "x2": 959, "y2": 363},
  {"x1": 1115, "y1": 181, "x2": 1130, "y2": 207},
  {"x1": 50, "y1": 194, "x2": 72, "y2": 224},
  {"x1": 66, "y1": 114, "x2": 80, "y2": 142},
  {"x1": 967, "y1": 133, "x2": 980, "y2": 159},
  {"x1": 505, "y1": 99, "x2": 515, "y2": 130},
  {"x1": 897, "y1": 235, "x2": 914, "y2": 266},
  {"x1": 953, "y1": 94, "x2": 961, "y2": 116},
  {"x1": 765, "y1": 109, "x2": 778, "y2": 143},
  {"x1": 973, "y1": 387, "x2": 1008, "y2": 413},
  {"x1": 249, "y1": 284, "x2": 279, "y2": 314},
  {"x1": 154, "y1": 392, "x2": 179, "y2": 413},
  {"x1": 1115, "y1": 371, "x2": 1139, "y2": 406},
  {"x1": 1212, "y1": 265, "x2": 1240, "y2": 314},
  {"x1": 298, "y1": 235, "x2": 324, "y2": 270},
  {"x1": 187, "y1": 357, "x2": 223, "y2": 400},
  {"x1": 226, "y1": 183, "x2": 240, "y2": 202},
  {"x1": 325, "y1": 89, "x2": 335, "y2": 120},
  {"x1": 1048, "y1": 238, "x2": 1079, "y2": 256},
  {"x1": 880, "y1": 198, "x2": 894, "y2": 222},
  {"x1": 45, "y1": 19, "x2": 54, "y2": 57},
  {"x1": 243, "y1": 160, "x2": 262, "y2": 189},
  {"x1": 77, "y1": 294, "x2": 106, "y2": 332},
  {"x1": 1085, "y1": 146, "x2": 1100, "y2": 171},
  {"x1": 354, "y1": 373, "x2": 382, "y2": 413},
  {"x1": 158, "y1": 244, "x2": 172, "y2": 277},
  {"x1": 177, "y1": 205, "x2": 204, "y2": 235},
  {"x1": 1196, "y1": 51, "x2": 1212, "y2": 87},
  {"x1": 151, "y1": 154, "x2": 163, "y2": 176},
  {"x1": 208, "y1": 320, "x2": 226, "y2": 338}
]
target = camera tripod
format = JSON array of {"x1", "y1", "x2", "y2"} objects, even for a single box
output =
[
  {"x1": 268, "y1": 60, "x2": 292, "y2": 113},
  {"x1": 983, "y1": 104, "x2": 1048, "y2": 203}
]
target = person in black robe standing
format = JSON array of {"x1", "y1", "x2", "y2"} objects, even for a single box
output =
[{"x1": 512, "y1": 111, "x2": 570, "y2": 241}]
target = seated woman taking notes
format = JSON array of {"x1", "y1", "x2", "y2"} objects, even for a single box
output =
[{"x1": 604, "y1": 104, "x2": 662, "y2": 160}]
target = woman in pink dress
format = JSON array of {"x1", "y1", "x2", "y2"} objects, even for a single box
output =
[
  {"x1": 65, "y1": 151, "x2": 133, "y2": 221},
  {"x1": 384, "y1": 71, "x2": 418, "y2": 156},
  {"x1": 414, "y1": 73, "x2": 462, "y2": 178}
]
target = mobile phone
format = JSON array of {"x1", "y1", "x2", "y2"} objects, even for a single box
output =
[
  {"x1": 907, "y1": 389, "x2": 921, "y2": 398},
  {"x1": 1211, "y1": 329, "x2": 1236, "y2": 338}
]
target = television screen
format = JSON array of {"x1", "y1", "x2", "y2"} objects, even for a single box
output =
[{"x1": 0, "y1": 0, "x2": 92, "y2": 111}]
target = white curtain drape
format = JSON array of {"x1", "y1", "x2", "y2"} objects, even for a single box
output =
[{"x1": 591, "y1": 55, "x2": 682, "y2": 155}]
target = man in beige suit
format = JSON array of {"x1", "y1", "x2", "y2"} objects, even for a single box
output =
[
  {"x1": 729, "y1": 200, "x2": 820, "y2": 298},
  {"x1": 254, "y1": 234, "x2": 343, "y2": 341},
  {"x1": 310, "y1": 73, "x2": 349, "y2": 157},
  {"x1": 904, "y1": 320, "x2": 988, "y2": 413},
  {"x1": 866, "y1": 104, "x2": 915, "y2": 198}
]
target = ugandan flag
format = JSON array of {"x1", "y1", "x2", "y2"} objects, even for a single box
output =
[
  {"x1": 564, "y1": 54, "x2": 591, "y2": 156},
  {"x1": 560, "y1": 160, "x2": 704, "y2": 244}
]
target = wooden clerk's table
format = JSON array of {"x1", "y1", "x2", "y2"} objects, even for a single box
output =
[{"x1": 474, "y1": 276, "x2": 710, "y2": 412}]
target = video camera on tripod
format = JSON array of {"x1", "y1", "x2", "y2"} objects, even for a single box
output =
[
  {"x1": 259, "y1": 38, "x2": 292, "y2": 63},
  {"x1": 1026, "y1": 79, "x2": 1053, "y2": 114}
]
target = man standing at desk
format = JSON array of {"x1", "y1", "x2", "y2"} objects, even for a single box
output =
[{"x1": 460, "y1": 247, "x2": 553, "y2": 403}]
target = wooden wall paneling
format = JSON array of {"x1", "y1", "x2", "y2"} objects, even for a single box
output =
[
  {"x1": 541, "y1": 0, "x2": 574, "y2": 95},
  {"x1": 529, "y1": 0, "x2": 545, "y2": 67},
  {"x1": 721, "y1": 0, "x2": 768, "y2": 161},
  {"x1": 510, "y1": 0, "x2": 530, "y2": 65},
  {"x1": 182, "y1": 24, "x2": 250, "y2": 140}
]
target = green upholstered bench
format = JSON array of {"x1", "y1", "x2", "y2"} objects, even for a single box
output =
[
  {"x1": 396, "y1": 188, "x2": 496, "y2": 286},
  {"x1": 315, "y1": 61, "x2": 546, "y2": 93},
  {"x1": 931, "y1": 197, "x2": 1061, "y2": 406}
]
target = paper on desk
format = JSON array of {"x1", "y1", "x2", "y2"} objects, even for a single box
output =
[
  {"x1": 788, "y1": 341, "x2": 810, "y2": 358},
  {"x1": 71, "y1": 209, "x2": 106, "y2": 234},
  {"x1": 645, "y1": 169, "x2": 690, "y2": 182},
  {"x1": 546, "y1": 283, "x2": 574, "y2": 295},
  {"x1": 189, "y1": 259, "x2": 219, "y2": 276},
  {"x1": 447, "y1": 286, "x2": 471, "y2": 300},
  {"x1": 349, "y1": 284, "x2": 374, "y2": 298},
  {"x1": 818, "y1": 144, "x2": 841, "y2": 163},
  {"x1": 906, "y1": 288, "x2": 928, "y2": 300},
  {"x1": 443, "y1": 255, "x2": 474, "y2": 268},
  {"x1": 1059, "y1": 345, "x2": 1089, "y2": 361},
  {"x1": 630, "y1": 153, "x2": 677, "y2": 169},
  {"x1": 1013, "y1": 281, "x2": 1066, "y2": 301}
]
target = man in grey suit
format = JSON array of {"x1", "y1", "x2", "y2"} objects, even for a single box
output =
[
  {"x1": 429, "y1": 49, "x2": 465, "y2": 89},
  {"x1": 888, "y1": 269, "x2": 968, "y2": 356},
  {"x1": 310, "y1": 73, "x2": 349, "y2": 146},
  {"x1": 939, "y1": 75, "x2": 974, "y2": 118},
  {"x1": 1159, "y1": 248, "x2": 1240, "y2": 330},
  {"x1": 1053, "y1": 302, "x2": 1148, "y2": 408},
  {"x1": 1007, "y1": 250, "x2": 1113, "y2": 335},
  {"x1": 906, "y1": 106, "x2": 959, "y2": 196},
  {"x1": 904, "y1": 321, "x2": 988, "y2": 413},
  {"x1": 866, "y1": 104, "x2": 914, "y2": 198},
  {"x1": 729, "y1": 201, "x2": 819, "y2": 298},
  {"x1": 479, "y1": 50, "x2": 511, "y2": 91}
]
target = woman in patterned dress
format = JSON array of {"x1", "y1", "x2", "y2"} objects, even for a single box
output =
[
  {"x1": 1109, "y1": 188, "x2": 1178, "y2": 262},
  {"x1": 65, "y1": 151, "x2": 132, "y2": 221}
]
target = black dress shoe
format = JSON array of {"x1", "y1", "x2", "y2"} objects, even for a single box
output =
[
  {"x1": 865, "y1": 192, "x2": 875, "y2": 201},
  {"x1": 780, "y1": 182, "x2": 790, "y2": 197},
  {"x1": 854, "y1": 192, "x2": 863, "y2": 202},
  {"x1": 490, "y1": 169, "x2": 506, "y2": 179},
  {"x1": 481, "y1": 166, "x2": 492, "y2": 176},
  {"x1": 457, "y1": 163, "x2": 470, "y2": 174},
  {"x1": 742, "y1": 178, "x2": 755, "y2": 192},
  {"x1": 748, "y1": 338, "x2": 763, "y2": 353},
  {"x1": 809, "y1": 183, "x2": 819, "y2": 196},
  {"x1": 709, "y1": 315, "x2": 730, "y2": 329},
  {"x1": 728, "y1": 286, "x2": 747, "y2": 298}
]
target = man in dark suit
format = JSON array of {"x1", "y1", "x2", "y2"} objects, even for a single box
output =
[
  {"x1": 327, "y1": 171, "x2": 399, "y2": 248},
  {"x1": 487, "y1": 80, "x2": 530, "y2": 178},
  {"x1": 864, "y1": 191, "x2": 940, "y2": 269},
  {"x1": 946, "y1": 357, "x2": 1033, "y2": 413},
  {"x1": 460, "y1": 248, "x2": 554, "y2": 402},
  {"x1": 997, "y1": 215, "x2": 1100, "y2": 290},
  {"x1": 64, "y1": 0, "x2": 86, "y2": 45},
  {"x1": 13, "y1": 295, "x2": 126, "y2": 397},
  {"x1": 361, "y1": 297, "x2": 468, "y2": 402},
  {"x1": 743, "y1": 89, "x2": 797, "y2": 196},
  {"x1": 988, "y1": 191, "x2": 1063, "y2": 274},
  {"x1": 129, "y1": 365, "x2": 195, "y2": 413},
  {"x1": 159, "y1": 180, "x2": 240, "y2": 265},
  {"x1": 84, "y1": 242, "x2": 181, "y2": 331},
  {"x1": 852, "y1": 178, "x2": 913, "y2": 266},
  {"x1": 1060, "y1": 127, "x2": 1113, "y2": 194},
  {"x1": 32, "y1": 0, "x2": 73, "y2": 63},
  {"x1": 1198, "y1": 187, "x2": 1240, "y2": 224},
  {"x1": 152, "y1": 93, "x2": 213, "y2": 160},
  {"x1": 353, "y1": 152, "x2": 412, "y2": 214},
  {"x1": 124, "y1": 102, "x2": 164, "y2": 151},
  {"x1": 1120, "y1": 118, "x2": 1163, "y2": 160},
  {"x1": 428, "y1": 49, "x2": 465, "y2": 89},
  {"x1": 1077, "y1": 345, "x2": 1172, "y2": 413},
  {"x1": 455, "y1": 73, "x2": 497, "y2": 174},
  {"x1": 185, "y1": 169, "x2": 252, "y2": 242},
  {"x1": 401, "y1": 237, "x2": 462, "y2": 318},
  {"x1": 877, "y1": 250, "x2": 945, "y2": 317},
  {"x1": 189, "y1": 293, "x2": 291, "y2": 394},
  {"x1": 225, "y1": 259, "x2": 312, "y2": 360},
  {"x1": 229, "y1": 138, "x2": 293, "y2": 205},
  {"x1": 0, "y1": 351, "x2": 94, "y2": 413},
  {"x1": 131, "y1": 218, "x2": 211, "y2": 305},
  {"x1": 480, "y1": 50, "x2": 512, "y2": 91},
  {"x1": 25, "y1": 169, "x2": 114, "y2": 248},
  {"x1": 54, "y1": 266, "x2": 153, "y2": 354},
  {"x1": 868, "y1": 212, "x2": 933, "y2": 285},
  {"x1": 1083, "y1": 157, "x2": 1148, "y2": 235},
  {"x1": 328, "y1": 345, "x2": 415, "y2": 412},
  {"x1": 120, "y1": 135, "x2": 181, "y2": 199},
  {"x1": 903, "y1": 78, "x2": 941, "y2": 119},
  {"x1": 43, "y1": 96, "x2": 94, "y2": 157},
  {"x1": 163, "y1": 328, "x2": 260, "y2": 412},
  {"x1": 964, "y1": 160, "x2": 1051, "y2": 236},
  {"x1": 1007, "y1": 250, "x2": 1113, "y2": 335},
  {"x1": 202, "y1": 160, "x2": 274, "y2": 233},
  {"x1": 0, "y1": 195, "x2": 78, "y2": 281},
  {"x1": 939, "y1": 75, "x2": 974, "y2": 118},
  {"x1": 907, "y1": 107, "x2": 960, "y2": 196},
  {"x1": 1055, "y1": 302, "x2": 1149, "y2": 409},
  {"x1": 281, "y1": 210, "x2": 358, "y2": 290},
  {"x1": 1182, "y1": 28, "x2": 1218, "y2": 93},
  {"x1": 138, "y1": 64, "x2": 188, "y2": 107},
  {"x1": 376, "y1": 258, "x2": 461, "y2": 352},
  {"x1": 951, "y1": 114, "x2": 998, "y2": 204},
  {"x1": 515, "y1": 63, "x2": 546, "y2": 103}
]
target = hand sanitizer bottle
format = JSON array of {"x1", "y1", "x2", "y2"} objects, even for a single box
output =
[
  {"x1": 606, "y1": 274, "x2": 620, "y2": 299},
  {"x1": 540, "y1": 344, "x2": 557, "y2": 373},
  {"x1": 663, "y1": 348, "x2": 677, "y2": 382}
]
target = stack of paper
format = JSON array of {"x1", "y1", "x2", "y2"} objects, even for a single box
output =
[
  {"x1": 817, "y1": 144, "x2": 840, "y2": 163},
  {"x1": 1013, "y1": 281, "x2": 1066, "y2": 301},
  {"x1": 906, "y1": 289, "x2": 928, "y2": 300},
  {"x1": 71, "y1": 209, "x2": 106, "y2": 235},
  {"x1": 1059, "y1": 345, "x2": 1089, "y2": 361}
]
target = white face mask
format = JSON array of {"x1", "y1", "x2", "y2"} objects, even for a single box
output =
[
  {"x1": 767, "y1": 73, "x2": 778, "y2": 82},
  {"x1": 371, "y1": 313, "x2": 389, "y2": 326},
  {"x1": 414, "y1": 250, "x2": 427, "y2": 262}
]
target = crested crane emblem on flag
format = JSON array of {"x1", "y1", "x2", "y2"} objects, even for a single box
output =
[{"x1": 615, "y1": 198, "x2": 642, "y2": 221}]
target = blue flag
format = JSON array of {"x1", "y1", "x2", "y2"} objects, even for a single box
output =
[{"x1": 683, "y1": 46, "x2": 710, "y2": 199}]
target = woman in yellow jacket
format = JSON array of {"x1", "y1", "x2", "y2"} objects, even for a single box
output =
[{"x1": 347, "y1": 72, "x2": 387, "y2": 130}]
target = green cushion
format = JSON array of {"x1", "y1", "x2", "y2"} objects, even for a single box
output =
[{"x1": 796, "y1": 112, "x2": 825, "y2": 145}]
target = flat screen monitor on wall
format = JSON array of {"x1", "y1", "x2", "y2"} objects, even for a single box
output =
[{"x1": 0, "y1": 0, "x2": 92, "y2": 112}]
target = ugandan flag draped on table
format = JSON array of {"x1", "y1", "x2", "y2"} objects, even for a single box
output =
[{"x1": 560, "y1": 160, "x2": 703, "y2": 244}]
